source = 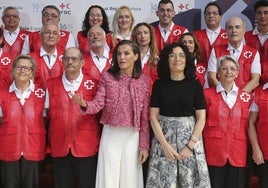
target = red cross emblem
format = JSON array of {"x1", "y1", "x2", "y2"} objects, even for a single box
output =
[
  {"x1": 35, "y1": 88, "x2": 45, "y2": 98},
  {"x1": 20, "y1": 34, "x2": 27, "y2": 40},
  {"x1": 59, "y1": 55, "x2": 63, "y2": 61},
  {"x1": 173, "y1": 29, "x2": 181, "y2": 36},
  {"x1": 243, "y1": 51, "x2": 252, "y2": 59},
  {"x1": 1, "y1": 57, "x2": 11, "y2": 65},
  {"x1": 196, "y1": 65, "x2": 206, "y2": 74},
  {"x1": 60, "y1": 31, "x2": 66, "y2": 37},
  {"x1": 84, "y1": 80, "x2": 94, "y2": 90},
  {"x1": 240, "y1": 92, "x2": 251, "y2": 102},
  {"x1": 221, "y1": 32, "x2": 228, "y2": 39}
]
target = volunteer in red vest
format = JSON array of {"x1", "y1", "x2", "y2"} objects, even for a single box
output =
[
  {"x1": 0, "y1": 27, "x2": 15, "y2": 89},
  {"x1": 22, "y1": 5, "x2": 76, "y2": 54},
  {"x1": 83, "y1": 25, "x2": 112, "y2": 81},
  {"x1": 245, "y1": 1, "x2": 268, "y2": 84},
  {"x1": 204, "y1": 55, "x2": 252, "y2": 188},
  {"x1": 1, "y1": 6, "x2": 29, "y2": 57},
  {"x1": 207, "y1": 17, "x2": 261, "y2": 93},
  {"x1": 154, "y1": 0, "x2": 188, "y2": 51},
  {"x1": 46, "y1": 47, "x2": 100, "y2": 188},
  {"x1": 194, "y1": 2, "x2": 228, "y2": 65},
  {"x1": 248, "y1": 82, "x2": 268, "y2": 188},
  {"x1": 0, "y1": 55, "x2": 46, "y2": 188},
  {"x1": 29, "y1": 22, "x2": 64, "y2": 89}
]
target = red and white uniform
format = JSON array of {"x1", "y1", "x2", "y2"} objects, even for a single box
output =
[
  {"x1": 203, "y1": 86, "x2": 252, "y2": 167},
  {"x1": 2, "y1": 28, "x2": 29, "y2": 57},
  {"x1": 0, "y1": 50, "x2": 14, "y2": 89},
  {"x1": 0, "y1": 83, "x2": 46, "y2": 161},
  {"x1": 194, "y1": 28, "x2": 228, "y2": 66},
  {"x1": 195, "y1": 61, "x2": 207, "y2": 86},
  {"x1": 245, "y1": 30, "x2": 268, "y2": 83},
  {"x1": 47, "y1": 74, "x2": 100, "y2": 157},
  {"x1": 77, "y1": 31, "x2": 91, "y2": 54},
  {"x1": 154, "y1": 23, "x2": 187, "y2": 51},
  {"x1": 29, "y1": 49, "x2": 64, "y2": 88}
]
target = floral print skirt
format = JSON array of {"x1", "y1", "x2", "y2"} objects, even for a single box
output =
[{"x1": 146, "y1": 115, "x2": 211, "y2": 188}]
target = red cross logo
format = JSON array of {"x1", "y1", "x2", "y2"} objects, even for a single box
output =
[
  {"x1": 1, "y1": 57, "x2": 11, "y2": 65},
  {"x1": 60, "y1": 31, "x2": 66, "y2": 37},
  {"x1": 84, "y1": 80, "x2": 94, "y2": 90},
  {"x1": 173, "y1": 29, "x2": 182, "y2": 36},
  {"x1": 243, "y1": 51, "x2": 252, "y2": 59},
  {"x1": 178, "y1": 4, "x2": 185, "y2": 10},
  {"x1": 240, "y1": 92, "x2": 251, "y2": 102},
  {"x1": 59, "y1": 55, "x2": 63, "y2": 61},
  {"x1": 221, "y1": 32, "x2": 228, "y2": 39},
  {"x1": 59, "y1": 3, "x2": 65, "y2": 9},
  {"x1": 196, "y1": 65, "x2": 206, "y2": 74},
  {"x1": 35, "y1": 88, "x2": 45, "y2": 98},
  {"x1": 20, "y1": 34, "x2": 27, "y2": 40}
]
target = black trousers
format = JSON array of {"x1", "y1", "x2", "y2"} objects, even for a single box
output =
[
  {"x1": 1, "y1": 156, "x2": 40, "y2": 188},
  {"x1": 208, "y1": 162, "x2": 246, "y2": 188},
  {"x1": 257, "y1": 160, "x2": 268, "y2": 188},
  {"x1": 52, "y1": 152, "x2": 97, "y2": 188}
]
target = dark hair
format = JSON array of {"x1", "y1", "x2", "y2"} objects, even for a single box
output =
[
  {"x1": 42, "y1": 5, "x2": 60, "y2": 16},
  {"x1": 82, "y1": 5, "x2": 110, "y2": 37},
  {"x1": 108, "y1": 40, "x2": 142, "y2": 80},
  {"x1": 254, "y1": 1, "x2": 268, "y2": 11},
  {"x1": 0, "y1": 28, "x2": 4, "y2": 48},
  {"x1": 178, "y1": 32, "x2": 201, "y2": 62},
  {"x1": 158, "y1": 0, "x2": 174, "y2": 10},
  {"x1": 157, "y1": 43, "x2": 195, "y2": 80},
  {"x1": 204, "y1": 2, "x2": 222, "y2": 16}
]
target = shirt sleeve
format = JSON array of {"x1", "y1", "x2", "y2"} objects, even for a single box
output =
[
  {"x1": 194, "y1": 80, "x2": 206, "y2": 110},
  {"x1": 66, "y1": 33, "x2": 77, "y2": 48},
  {"x1": 150, "y1": 80, "x2": 161, "y2": 108},
  {"x1": 207, "y1": 48, "x2": 217, "y2": 73},
  {"x1": 251, "y1": 51, "x2": 261, "y2": 75}
]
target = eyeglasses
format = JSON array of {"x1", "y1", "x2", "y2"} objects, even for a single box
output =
[
  {"x1": 220, "y1": 67, "x2": 238, "y2": 72},
  {"x1": 3, "y1": 14, "x2": 19, "y2": 19},
  {"x1": 168, "y1": 52, "x2": 186, "y2": 59},
  {"x1": 62, "y1": 56, "x2": 82, "y2": 62},
  {"x1": 158, "y1": 8, "x2": 174, "y2": 14},
  {"x1": 42, "y1": 30, "x2": 60, "y2": 36},
  {"x1": 42, "y1": 13, "x2": 59, "y2": 18},
  {"x1": 15, "y1": 65, "x2": 33, "y2": 72},
  {"x1": 89, "y1": 13, "x2": 103, "y2": 18},
  {"x1": 204, "y1": 11, "x2": 219, "y2": 16}
]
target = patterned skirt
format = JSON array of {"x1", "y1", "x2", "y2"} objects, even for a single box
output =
[{"x1": 146, "y1": 115, "x2": 211, "y2": 188}]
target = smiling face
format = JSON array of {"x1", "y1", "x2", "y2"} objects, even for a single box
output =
[
  {"x1": 117, "y1": 44, "x2": 138, "y2": 75},
  {"x1": 156, "y1": 2, "x2": 175, "y2": 28},
  {"x1": 181, "y1": 35, "x2": 195, "y2": 54},
  {"x1": 87, "y1": 26, "x2": 106, "y2": 48},
  {"x1": 88, "y1": 7, "x2": 103, "y2": 27},
  {"x1": 118, "y1": 8, "x2": 133, "y2": 31},
  {"x1": 204, "y1": 5, "x2": 221, "y2": 30},
  {"x1": 2, "y1": 8, "x2": 20, "y2": 30},
  {"x1": 168, "y1": 46, "x2": 186, "y2": 74},
  {"x1": 255, "y1": 6, "x2": 268, "y2": 28},
  {"x1": 12, "y1": 58, "x2": 34, "y2": 83},
  {"x1": 218, "y1": 58, "x2": 239, "y2": 84},
  {"x1": 42, "y1": 7, "x2": 60, "y2": 25}
]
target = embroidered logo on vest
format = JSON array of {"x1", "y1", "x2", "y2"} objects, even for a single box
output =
[
  {"x1": 1, "y1": 57, "x2": 11, "y2": 65},
  {"x1": 221, "y1": 32, "x2": 227, "y2": 39},
  {"x1": 35, "y1": 88, "x2": 45, "y2": 98},
  {"x1": 173, "y1": 29, "x2": 182, "y2": 36},
  {"x1": 20, "y1": 34, "x2": 27, "y2": 40},
  {"x1": 196, "y1": 65, "x2": 206, "y2": 73},
  {"x1": 84, "y1": 80, "x2": 94, "y2": 90},
  {"x1": 60, "y1": 31, "x2": 66, "y2": 37},
  {"x1": 244, "y1": 51, "x2": 252, "y2": 59},
  {"x1": 240, "y1": 92, "x2": 251, "y2": 102}
]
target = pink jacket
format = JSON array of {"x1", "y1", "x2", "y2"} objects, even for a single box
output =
[{"x1": 84, "y1": 71, "x2": 150, "y2": 150}]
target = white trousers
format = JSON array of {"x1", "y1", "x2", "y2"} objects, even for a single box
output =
[{"x1": 95, "y1": 125, "x2": 143, "y2": 188}]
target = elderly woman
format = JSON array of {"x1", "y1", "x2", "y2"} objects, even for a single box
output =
[
  {"x1": 203, "y1": 55, "x2": 252, "y2": 188},
  {"x1": 0, "y1": 55, "x2": 46, "y2": 188}
]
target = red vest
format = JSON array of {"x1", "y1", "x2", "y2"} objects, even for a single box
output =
[
  {"x1": 77, "y1": 31, "x2": 91, "y2": 54},
  {"x1": 28, "y1": 30, "x2": 70, "y2": 53},
  {"x1": 253, "y1": 86, "x2": 268, "y2": 160},
  {"x1": 106, "y1": 33, "x2": 119, "y2": 53},
  {"x1": 214, "y1": 44, "x2": 256, "y2": 88},
  {"x1": 0, "y1": 52, "x2": 14, "y2": 89},
  {"x1": 47, "y1": 75, "x2": 100, "y2": 157},
  {"x1": 3, "y1": 29, "x2": 29, "y2": 57},
  {"x1": 0, "y1": 86, "x2": 46, "y2": 161},
  {"x1": 194, "y1": 29, "x2": 228, "y2": 65},
  {"x1": 195, "y1": 61, "x2": 206, "y2": 86},
  {"x1": 142, "y1": 62, "x2": 158, "y2": 92},
  {"x1": 154, "y1": 24, "x2": 187, "y2": 51},
  {"x1": 245, "y1": 31, "x2": 268, "y2": 83},
  {"x1": 82, "y1": 52, "x2": 112, "y2": 81},
  {"x1": 203, "y1": 88, "x2": 252, "y2": 167},
  {"x1": 29, "y1": 50, "x2": 64, "y2": 88}
]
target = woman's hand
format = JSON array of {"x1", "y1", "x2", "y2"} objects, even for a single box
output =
[
  {"x1": 162, "y1": 143, "x2": 180, "y2": 160},
  {"x1": 70, "y1": 92, "x2": 87, "y2": 108},
  {"x1": 252, "y1": 147, "x2": 265, "y2": 165},
  {"x1": 139, "y1": 149, "x2": 149, "y2": 164},
  {"x1": 179, "y1": 145, "x2": 192, "y2": 160}
]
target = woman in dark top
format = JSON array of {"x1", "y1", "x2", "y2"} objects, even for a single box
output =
[{"x1": 146, "y1": 43, "x2": 211, "y2": 188}]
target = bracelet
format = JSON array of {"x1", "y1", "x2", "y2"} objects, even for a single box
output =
[{"x1": 186, "y1": 144, "x2": 193, "y2": 152}]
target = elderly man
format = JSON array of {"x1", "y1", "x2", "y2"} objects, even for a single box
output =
[
  {"x1": 22, "y1": 5, "x2": 76, "y2": 54},
  {"x1": 245, "y1": 1, "x2": 268, "y2": 84},
  {"x1": 154, "y1": 0, "x2": 188, "y2": 51},
  {"x1": 207, "y1": 17, "x2": 261, "y2": 93},
  {"x1": 29, "y1": 22, "x2": 64, "y2": 88},
  {"x1": 1, "y1": 6, "x2": 29, "y2": 57},
  {"x1": 82, "y1": 25, "x2": 112, "y2": 80},
  {"x1": 194, "y1": 2, "x2": 228, "y2": 65},
  {"x1": 46, "y1": 47, "x2": 100, "y2": 188}
]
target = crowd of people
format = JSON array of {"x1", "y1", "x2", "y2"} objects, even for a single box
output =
[{"x1": 0, "y1": 0, "x2": 268, "y2": 188}]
